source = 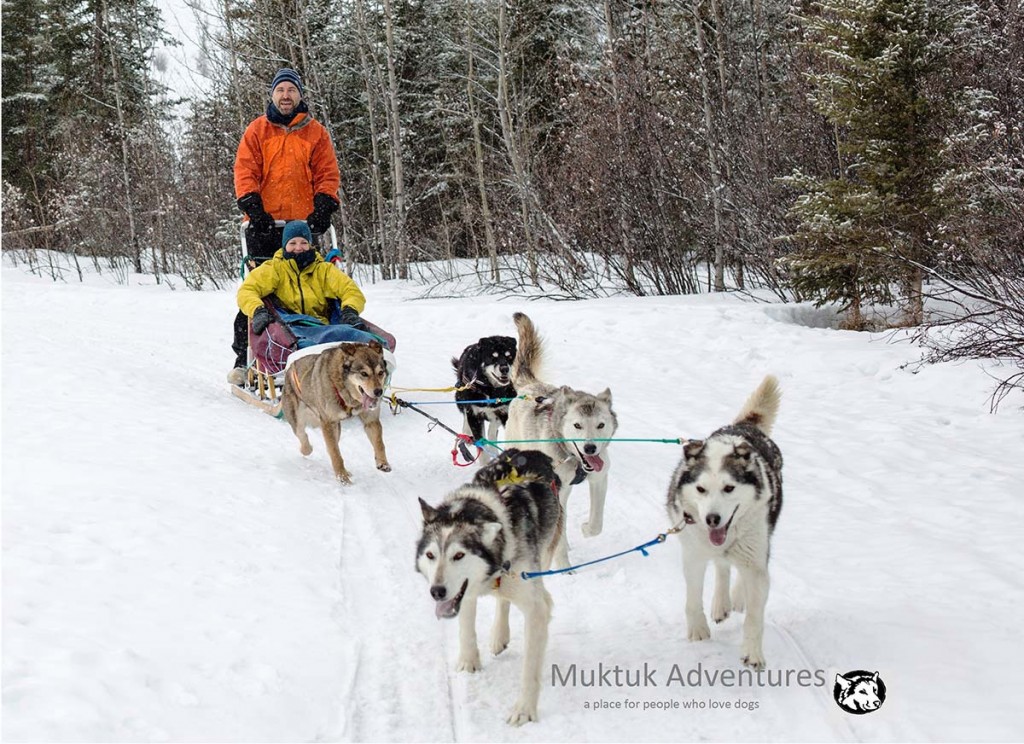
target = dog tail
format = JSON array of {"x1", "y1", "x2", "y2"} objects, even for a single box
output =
[
  {"x1": 734, "y1": 375, "x2": 781, "y2": 435},
  {"x1": 511, "y1": 312, "x2": 543, "y2": 388}
]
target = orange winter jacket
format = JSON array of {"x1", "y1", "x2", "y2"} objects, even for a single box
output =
[{"x1": 234, "y1": 112, "x2": 341, "y2": 221}]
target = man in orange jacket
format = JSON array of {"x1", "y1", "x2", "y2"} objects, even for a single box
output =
[{"x1": 229, "y1": 67, "x2": 342, "y2": 384}]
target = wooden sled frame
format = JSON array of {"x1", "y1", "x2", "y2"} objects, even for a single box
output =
[{"x1": 231, "y1": 366, "x2": 284, "y2": 417}]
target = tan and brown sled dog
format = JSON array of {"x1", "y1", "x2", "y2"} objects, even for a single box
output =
[{"x1": 281, "y1": 341, "x2": 391, "y2": 483}]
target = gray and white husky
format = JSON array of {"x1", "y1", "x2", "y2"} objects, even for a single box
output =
[
  {"x1": 415, "y1": 448, "x2": 564, "y2": 726},
  {"x1": 505, "y1": 312, "x2": 618, "y2": 568},
  {"x1": 665, "y1": 375, "x2": 783, "y2": 669}
]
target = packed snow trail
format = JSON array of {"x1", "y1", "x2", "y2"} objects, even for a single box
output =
[{"x1": 331, "y1": 453, "x2": 456, "y2": 741}]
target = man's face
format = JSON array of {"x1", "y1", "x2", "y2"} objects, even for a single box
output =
[{"x1": 272, "y1": 82, "x2": 302, "y2": 115}]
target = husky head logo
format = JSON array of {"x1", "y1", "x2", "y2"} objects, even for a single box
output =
[
  {"x1": 833, "y1": 670, "x2": 886, "y2": 714},
  {"x1": 554, "y1": 387, "x2": 617, "y2": 474}
]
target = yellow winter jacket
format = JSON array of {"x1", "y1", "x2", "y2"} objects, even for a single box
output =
[{"x1": 237, "y1": 250, "x2": 366, "y2": 323}]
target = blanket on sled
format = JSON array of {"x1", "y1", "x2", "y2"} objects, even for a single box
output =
[{"x1": 248, "y1": 301, "x2": 392, "y2": 375}]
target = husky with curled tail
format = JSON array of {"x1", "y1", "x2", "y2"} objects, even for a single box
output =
[
  {"x1": 504, "y1": 312, "x2": 618, "y2": 569},
  {"x1": 665, "y1": 376, "x2": 783, "y2": 669}
]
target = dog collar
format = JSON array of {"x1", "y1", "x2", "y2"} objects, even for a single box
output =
[
  {"x1": 492, "y1": 561, "x2": 512, "y2": 590},
  {"x1": 332, "y1": 384, "x2": 350, "y2": 411},
  {"x1": 556, "y1": 448, "x2": 590, "y2": 485}
]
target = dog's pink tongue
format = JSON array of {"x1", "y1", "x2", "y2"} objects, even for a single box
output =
[
  {"x1": 435, "y1": 598, "x2": 458, "y2": 619},
  {"x1": 584, "y1": 454, "x2": 604, "y2": 472},
  {"x1": 709, "y1": 527, "x2": 728, "y2": 546},
  {"x1": 361, "y1": 392, "x2": 377, "y2": 411}
]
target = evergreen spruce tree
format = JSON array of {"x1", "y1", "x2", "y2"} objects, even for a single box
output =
[
  {"x1": 2, "y1": 0, "x2": 59, "y2": 198},
  {"x1": 784, "y1": 0, "x2": 967, "y2": 326}
]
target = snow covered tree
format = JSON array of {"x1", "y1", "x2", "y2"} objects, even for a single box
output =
[
  {"x1": 2, "y1": 0, "x2": 58, "y2": 200},
  {"x1": 784, "y1": 0, "x2": 970, "y2": 326},
  {"x1": 2, "y1": 0, "x2": 177, "y2": 276}
]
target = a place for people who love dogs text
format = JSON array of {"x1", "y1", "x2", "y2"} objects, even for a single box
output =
[{"x1": 582, "y1": 698, "x2": 761, "y2": 712}]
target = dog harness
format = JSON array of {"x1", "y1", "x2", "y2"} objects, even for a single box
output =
[
  {"x1": 288, "y1": 365, "x2": 351, "y2": 413},
  {"x1": 287, "y1": 366, "x2": 303, "y2": 395}
]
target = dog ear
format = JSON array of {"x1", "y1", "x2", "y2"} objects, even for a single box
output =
[
  {"x1": 533, "y1": 395, "x2": 554, "y2": 414},
  {"x1": 683, "y1": 439, "x2": 705, "y2": 463},
  {"x1": 462, "y1": 344, "x2": 481, "y2": 381},
  {"x1": 368, "y1": 340, "x2": 382, "y2": 353},
  {"x1": 419, "y1": 497, "x2": 439, "y2": 523},
  {"x1": 835, "y1": 673, "x2": 851, "y2": 692},
  {"x1": 597, "y1": 387, "x2": 612, "y2": 404},
  {"x1": 482, "y1": 521, "x2": 503, "y2": 545}
]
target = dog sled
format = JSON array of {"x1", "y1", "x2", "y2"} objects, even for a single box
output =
[{"x1": 230, "y1": 221, "x2": 396, "y2": 416}]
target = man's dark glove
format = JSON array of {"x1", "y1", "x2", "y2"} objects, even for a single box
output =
[
  {"x1": 251, "y1": 306, "x2": 273, "y2": 335},
  {"x1": 305, "y1": 193, "x2": 339, "y2": 235},
  {"x1": 339, "y1": 305, "x2": 366, "y2": 330},
  {"x1": 238, "y1": 192, "x2": 275, "y2": 233}
]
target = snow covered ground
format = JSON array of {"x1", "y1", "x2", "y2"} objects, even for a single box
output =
[{"x1": 3, "y1": 261, "x2": 1023, "y2": 742}]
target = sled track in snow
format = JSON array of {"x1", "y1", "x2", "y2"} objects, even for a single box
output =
[
  {"x1": 334, "y1": 473, "x2": 457, "y2": 742},
  {"x1": 768, "y1": 622, "x2": 857, "y2": 743}
]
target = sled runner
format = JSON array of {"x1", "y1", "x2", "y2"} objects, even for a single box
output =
[{"x1": 230, "y1": 220, "x2": 396, "y2": 416}]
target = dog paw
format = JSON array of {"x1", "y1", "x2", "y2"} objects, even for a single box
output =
[
  {"x1": 300, "y1": 443, "x2": 313, "y2": 456},
  {"x1": 456, "y1": 652, "x2": 482, "y2": 673},
  {"x1": 506, "y1": 700, "x2": 538, "y2": 726},
  {"x1": 581, "y1": 520, "x2": 602, "y2": 538},
  {"x1": 711, "y1": 594, "x2": 731, "y2": 623},
  {"x1": 377, "y1": 462, "x2": 392, "y2": 472},
  {"x1": 335, "y1": 471, "x2": 353, "y2": 485},
  {"x1": 687, "y1": 617, "x2": 711, "y2": 642},
  {"x1": 490, "y1": 632, "x2": 510, "y2": 656},
  {"x1": 740, "y1": 645, "x2": 766, "y2": 670}
]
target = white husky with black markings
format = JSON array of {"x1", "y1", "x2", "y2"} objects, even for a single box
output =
[
  {"x1": 416, "y1": 448, "x2": 564, "y2": 726},
  {"x1": 505, "y1": 312, "x2": 618, "y2": 568},
  {"x1": 665, "y1": 375, "x2": 783, "y2": 669}
]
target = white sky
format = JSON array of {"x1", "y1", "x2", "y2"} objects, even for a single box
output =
[
  {"x1": 3, "y1": 258, "x2": 1023, "y2": 741},
  {"x1": 154, "y1": 0, "x2": 210, "y2": 101}
]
